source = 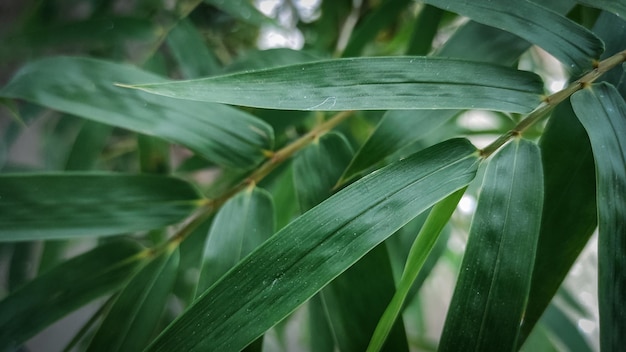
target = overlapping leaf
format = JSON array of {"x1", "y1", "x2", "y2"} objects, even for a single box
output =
[
  {"x1": 87, "y1": 247, "x2": 179, "y2": 352},
  {"x1": 439, "y1": 139, "x2": 544, "y2": 351},
  {"x1": 0, "y1": 240, "x2": 147, "y2": 350},
  {"x1": 147, "y1": 138, "x2": 480, "y2": 351},
  {"x1": 124, "y1": 57, "x2": 544, "y2": 113},
  {"x1": 0, "y1": 57, "x2": 274, "y2": 169},
  {"x1": 423, "y1": 0, "x2": 604, "y2": 71},
  {"x1": 0, "y1": 173, "x2": 201, "y2": 241},
  {"x1": 571, "y1": 83, "x2": 626, "y2": 351}
]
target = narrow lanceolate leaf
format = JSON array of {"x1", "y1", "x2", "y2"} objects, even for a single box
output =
[
  {"x1": 293, "y1": 132, "x2": 354, "y2": 211},
  {"x1": 87, "y1": 247, "x2": 179, "y2": 352},
  {"x1": 368, "y1": 188, "x2": 465, "y2": 352},
  {"x1": 571, "y1": 83, "x2": 626, "y2": 352},
  {"x1": 0, "y1": 173, "x2": 201, "y2": 241},
  {"x1": 147, "y1": 138, "x2": 480, "y2": 352},
  {"x1": 576, "y1": 0, "x2": 626, "y2": 18},
  {"x1": 423, "y1": 0, "x2": 604, "y2": 71},
  {"x1": 166, "y1": 18, "x2": 221, "y2": 78},
  {"x1": 439, "y1": 139, "x2": 544, "y2": 351},
  {"x1": 293, "y1": 133, "x2": 408, "y2": 352},
  {"x1": 125, "y1": 57, "x2": 543, "y2": 113},
  {"x1": 0, "y1": 57, "x2": 273, "y2": 169},
  {"x1": 520, "y1": 100, "x2": 597, "y2": 342},
  {"x1": 0, "y1": 240, "x2": 146, "y2": 350},
  {"x1": 196, "y1": 187, "x2": 275, "y2": 296}
]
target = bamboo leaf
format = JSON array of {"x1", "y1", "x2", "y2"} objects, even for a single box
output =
[
  {"x1": 520, "y1": 100, "x2": 597, "y2": 341},
  {"x1": 293, "y1": 132, "x2": 408, "y2": 351},
  {"x1": 196, "y1": 187, "x2": 275, "y2": 296},
  {"x1": 123, "y1": 57, "x2": 544, "y2": 113},
  {"x1": 0, "y1": 173, "x2": 202, "y2": 241},
  {"x1": 406, "y1": 5, "x2": 444, "y2": 55},
  {"x1": 204, "y1": 0, "x2": 277, "y2": 27},
  {"x1": 0, "y1": 240, "x2": 146, "y2": 350},
  {"x1": 368, "y1": 188, "x2": 465, "y2": 352},
  {"x1": 147, "y1": 138, "x2": 480, "y2": 351},
  {"x1": 166, "y1": 19, "x2": 221, "y2": 78},
  {"x1": 571, "y1": 83, "x2": 626, "y2": 352},
  {"x1": 0, "y1": 57, "x2": 274, "y2": 169},
  {"x1": 541, "y1": 303, "x2": 593, "y2": 352},
  {"x1": 439, "y1": 138, "x2": 544, "y2": 351},
  {"x1": 87, "y1": 247, "x2": 179, "y2": 352},
  {"x1": 423, "y1": 0, "x2": 604, "y2": 71}
]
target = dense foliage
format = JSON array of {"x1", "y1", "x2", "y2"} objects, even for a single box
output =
[{"x1": 0, "y1": 0, "x2": 625, "y2": 351}]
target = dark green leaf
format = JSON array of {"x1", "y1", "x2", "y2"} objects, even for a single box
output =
[
  {"x1": 293, "y1": 132, "x2": 407, "y2": 352},
  {"x1": 571, "y1": 83, "x2": 626, "y2": 352},
  {"x1": 0, "y1": 173, "x2": 202, "y2": 241},
  {"x1": 439, "y1": 139, "x2": 544, "y2": 351},
  {"x1": 0, "y1": 240, "x2": 146, "y2": 350},
  {"x1": 147, "y1": 138, "x2": 480, "y2": 351},
  {"x1": 406, "y1": 5, "x2": 444, "y2": 55},
  {"x1": 368, "y1": 188, "x2": 465, "y2": 352},
  {"x1": 87, "y1": 247, "x2": 179, "y2": 352},
  {"x1": 224, "y1": 48, "x2": 323, "y2": 73},
  {"x1": 166, "y1": 19, "x2": 221, "y2": 78},
  {"x1": 204, "y1": 0, "x2": 277, "y2": 27},
  {"x1": 196, "y1": 186, "x2": 275, "y2": 296},
  {"x1": 520, "y1": 100, "x2": 597, "y2": 341},
  {"x1": 423, "y1": 0, "x2": 604, "y2": 71},
  {"x1": 65, "y1": 121, "x2": 113, "y2": 171},
  {"x1": 0, "y1": 57, "x2": 274, "y2": 169},
  {"x1": 125, "y1": 57, "x2": 544, "y2": 113}
]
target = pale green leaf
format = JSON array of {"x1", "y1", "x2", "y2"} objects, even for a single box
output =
[
  {"x1": 124, "y1": 57, "x2": 543, "y2": 113},
  {"x1": 0, "y1": 57, "x2": 274, "y2": 169},
  {"x1": 196, "y1": 187, "x2": 275, "y2": 296},
  {"x1": 541, "y1": 303, "x2": 593, "y2": 352},
  {"x1": 0, "y1": 173, "x2": 202, "y2": 241},
  {"x1": 0, "y1": 240, "x2": 146, "y2": 350},
  {"x1": 439, "y1": 138, "x2": 544, "y2": 351},
  {"x1": 571, "y1": 83, "x2": 626, "y2": 352},
  {"x1": 87, "y1": 247, "x2": 179, "y2": 352},
  {"x1": 147, "y1": 138, "x2": 480, "y2": 351},
  {"x1": 423, "y1": 0, "x2": 604, "y2": 71},
  {"x1": 367, "y1": 188, "x2": 465, "y2": 352}
]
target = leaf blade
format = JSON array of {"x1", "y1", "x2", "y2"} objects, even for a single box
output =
[
  {"x1": 439, "y1": 139, "x2": 544, "y2": 351},
  {"x1": 0, "y1": 173, "x2": 202, "y2": 241},
  {"x1": 124, "y1": 57, "x2": 544, "y2": 113},
  {"x1": 571, "y1": 83, "x2": 626, "y2": 352},
  {"x1": 148, "y1": 138, "x2": 480, "y2": 351}
]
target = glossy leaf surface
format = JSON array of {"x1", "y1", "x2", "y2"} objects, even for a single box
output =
[
  {"x1": 0, "y1": 57, "x2": 273, "y2": 169},
  {"x1": 0, "y1": 173, "x2": 201, "y2": 241},
  {"x1": 571, "y1": 83, "x2": 626, "y2": 352},
  {"x1": 423, "y1": 0, "x2": 604, "y2": 71},
  {"x1": 439, "y1": 139, "x2": 544, "y2": 351},
  {"x1": 147, "y1": 138, "x2": 480, "y2": 351},
  {"x1": 125, "y1": 57, "x2": 543, "y2": 113}
]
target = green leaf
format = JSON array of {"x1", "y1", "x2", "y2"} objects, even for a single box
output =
[
  {"x1": 340, "y1": 110, "x2": 457, "y2": 184},
  {"x1": 423, "y1": 0, "x2": 604, "y2": 71},
  {"x1": 541, "y1": 303, "x2": 593, "y2": 352},
  {"x1": 87, "y1": 247, "x2": 179, "y2": 352},
  {"x1": 293, "y1": 132, "x2": 353, "y2": 211},
  {"x1": 342, "y1": 0, "x2": 412, "y2": 57},
  {"x1": 166, "y1": 19, "x2": 221, "y2": 78},
  {"x1": 0, "y1": 173, "x2": 202, "y2": 241},
  {"x1": 196, "y1": 186, "x2": 275, "y2": 296},
  {"x1": 224, "y1": 48, "x2": 322, "y2": 73},
  {"x1": 520, "y1": 100, "x2": 597, "y2": 341},
  {"x1": 293, "y1": 132, "x2": 408, "y2": 351},
  {"x1": 576, "y1": 0, "x2": 626, "y2": 18},
  {"x1": 0, "y1": 240, "x2": 146, "y2": 350},
  {"x1": 65, "y1": 121, "x2": 113, "y2": 171},
  {"x1": 571, "y1": 83, "x2": 626, "y2": 352},
  {"x1": 439, "y1": 138, "x2": 544, "y2": 351},
  {"x1": 124, "y1": 57, "x2": 544, "y2": 113},
  {"x1": 147, "y1": 138, "x2": 480, "y2": 351},
  {"x1": 406, "y1": 5, "x2": 444, "y2": 55},
  {"x1": 368, "y1": 188, "x2": 465, "y2": 352},
  {"x1": 0, "y1": 57, "x2": 274, "y2": 169}
]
